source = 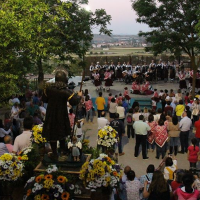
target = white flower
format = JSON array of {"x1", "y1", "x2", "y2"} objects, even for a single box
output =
[
  {"x1": 34, "y1": 183, "x2": 39, "y2": 187},
  {"x1": 46, "y1": 168, "x2": 52, "y2": 174},
  {"x1": 58, "y1": 188, "x2": 63, "y2": 193},
  {"x1": 69, "y1": 184, "x2": 75, "y2": 190},
  {"x1": 3, "y1": 164, "x2": 8, "y2": 169},
  {"x1": 32, "y1": 188, "x2": 36, "y2": 193},
  {"x1": 27, "y1": 176, "x2": 35, "y2": 183},
  {"x1": 54, "y1": 193, "x2": 59, "y2": 197}
]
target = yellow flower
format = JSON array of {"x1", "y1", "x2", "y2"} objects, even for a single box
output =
[{"x1": 34, "y1": 195, "x2": 41, "y2": 200}]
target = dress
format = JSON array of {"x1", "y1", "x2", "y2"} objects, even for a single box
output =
[
  {"x1": 42, "y1": 82, "x2": 80, "y2": 141},
  {"x1": 72, "y1": 143, "x2": 80, "y2": 157},
  {"x1": 188, "y1": 145, "x2": 199, "y2": 163}
]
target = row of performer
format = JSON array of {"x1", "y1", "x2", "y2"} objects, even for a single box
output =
[{"x1": 90, "y1": 60, "x2": 200, "y2": 89}]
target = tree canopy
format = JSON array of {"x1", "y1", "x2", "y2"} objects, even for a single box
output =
[
  {"x1": 132, "y1": 0, "x2": 200, "y2": 96},
  {"x1": 0, "y1": 0, "x2": 111, "y2": 103}
]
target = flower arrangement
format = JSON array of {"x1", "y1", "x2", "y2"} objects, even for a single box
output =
[
  {"x1": 24, "y1": 165, "x2": 81, "y2": 200},
  {"x1": 31, "y1": 125, "x2": 46, "y2": 145},
  {"x1": 0, "y1": 153, "x2": 23, "y2": 181},
  {"x1": 97, "y1": 126, "x2": 119, "y2": 148},
  {"x1": 79, "y1": 154, "x2": 122, "y2": 191}
]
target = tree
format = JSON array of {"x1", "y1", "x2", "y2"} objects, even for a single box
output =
[
  {"x1": 132, "y1": 0, "x2": 200, "y2": 96},
  {"x1": 0, "y1": 0, "x2": 111, "y2": 101}
]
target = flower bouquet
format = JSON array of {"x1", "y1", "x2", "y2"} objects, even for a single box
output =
[
  {"x1": 79, "y1": 154, "x2": 122, "y2": 191},
  {"x1": 97, "y1": 126, "x2": 119, "y2": 153},
  {"x1": 31, "y1": 125, "x2": 46, "y2": 146},
  {"x1": 24, "y1": 165, "x2": 81, "y2": 200},
  {"x1": 0, "y1": 153, "x2": 23, "y2": 181}
]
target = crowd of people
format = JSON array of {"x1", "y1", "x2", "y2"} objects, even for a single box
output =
[
  {"x1": 1, "y1": 74, "x2": 200, "y2": 199},
  {"x1": 90, "y1": 60, "x2": 200, "y2": 94}
]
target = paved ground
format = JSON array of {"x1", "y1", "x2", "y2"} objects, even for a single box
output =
[{"x1": 81, "y1": 79, "x2": 194, "y2": 177}]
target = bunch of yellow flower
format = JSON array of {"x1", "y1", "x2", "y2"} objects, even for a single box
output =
[
  {"x1": 24, "y1": 165, "x2": 77, "y2": 200},
  {"x1": 97, "y1": 126, "x2": 119, "y2": 148},
  {"x1": 31, "y1": 125, "x2": 47, "y2": 145},
  {"x1": 0, "y1": 153, "x2": 23, "y2": 181},
  {"x1": 79, "y1": 154, "x2": 122, "y2": 190}
]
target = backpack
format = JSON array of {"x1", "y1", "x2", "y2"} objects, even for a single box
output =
[{"x1": 126, "y1": 114, "x2": 132, "y2": 123}]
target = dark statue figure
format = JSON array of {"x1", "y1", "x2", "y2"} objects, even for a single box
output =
[{"x1": 42, "y1": 71, "x2": 81, "y2": 161}]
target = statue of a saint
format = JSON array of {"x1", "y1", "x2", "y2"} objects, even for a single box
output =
[{"x1": 42, "y1": 71, "x2": 81, "y2": 161}]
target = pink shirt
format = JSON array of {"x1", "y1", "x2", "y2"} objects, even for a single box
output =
[
  {"x1": 174, "y1": 187, "x2": 199, "y2": 200},
  {"x1": 5, "y1": 144, "x2": 13, "y2": 153},
  {"x1": 68, "y1": 113, "x2": 75, "y2": 128},
  {"x1": 85, "y1": 100, "x2": 93, "y2": 111}
]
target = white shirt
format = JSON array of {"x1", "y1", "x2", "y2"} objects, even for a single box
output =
[
  {"x1": 164, "y1": 160, "x2": 177, "y2": 180},
  {"x1": 0, "y1": 128, "x2": 11, "y2": 138},
  {"x1": 75, "y1": 122, "x2": 83, "y2": 136},
  {"x1": 179, "y1": 116, "x2": 192, "y2": 132},
  {"x1": 132, "y1": 113, "x2": 141, "y2": 121},
  {"x1": 13, "y1": 130, "x2": 32, "y2": 153},
  {"x1": 97, "y1": 117, "x2": 109, "y2": 130},
  {"x1": 154, "y1": 114, "x2": 161, "y2": 122},
  {"x1": 11, "y1": 106, "x2": 19, "y2": 119},
  {"x1": 133, "y1": 120, "x2": 151, "y2": 135},
  {"x1": 116, "y1": 106, "x2": 125, "y2": 119}
]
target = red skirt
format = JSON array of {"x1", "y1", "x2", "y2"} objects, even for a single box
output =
[
  {"x1": 144, "y1": 90, "x2": 154, "y2": 95},
  {"x1": 94, "y1": 79, "x2": 101, "y2": 86},
  {"x1": 125, "y1": 95, "x2": 131, "y2": 100},
  {"x1": 179, "y1": 80, "x2": 187, "y2": 89},
  {"x1": 105, "y1": 79, "x2": 113, "y2": 86}
]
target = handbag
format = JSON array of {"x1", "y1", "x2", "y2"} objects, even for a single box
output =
[{"x1": 192, "y1": 108, "x2": 199, "y2": 116}]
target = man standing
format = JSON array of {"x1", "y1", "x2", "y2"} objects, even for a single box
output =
[
  {"x1": 110, "y1": 113, "x2": 125, "y2": 156},
  {"x1": 96, "y1": 92, "x2": 106, "y2": 118},
  {"x1": 179, "y1": 111, "x2": 192, "y2": 154},
  {"x1": 133, "y1": 115, "x2": 150, "y2": 159},
  {"x1": 97, "y1": 111, "x2": 109, "y2": 130}
]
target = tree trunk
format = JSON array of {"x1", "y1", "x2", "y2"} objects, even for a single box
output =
[{"x1": 37, "y1": 57, "x2": 44, "y2": 95}]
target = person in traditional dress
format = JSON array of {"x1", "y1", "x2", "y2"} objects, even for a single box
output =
[
  {"x1": 141, "y1": 62, "x2": 148, "y2": 74},
  {"x1": 95, "y1": 62, "x2": 101, "y2": 70},
  {"x1": 163, "y1": 62, "x2": 169, "y2": 83},
  {"x1": 178, "y1": 68, "x2": 187, "y2": 92},
  {"x1": 116, "y1": 62, "x2": 123, "y2": 81},
  {"x1": 195, "y1": 70, "x2": 200, "y2": 92},
  {"x1": 123, "y1": 66, "x2": 133, "y2": 84},
  {"x1": 109, "y1": 61, "x2": 115, "y2": 80},
  {"x1": 149, "y1": 60, "x2": 157, "y2": 82},
  {"x1": 124, "y1": 87, "x2": 131, "y2": 103},
  {"x1": 188, "y1": 69, "x2": 193, "y2": 89},
  {"x1": 89, "y1": 62, "x2": 95, "y2": 82},
  {"x1": 169, "y1": 62, "x2": 176, "y2": 82},
  {"x1": 131, "y1": 81, "x2": 140, "y2": 94},
  {"x1": 104, "y1": 68, "x2": 113, "y2": 91},
  {"x1": 92, "y1": 69, "x2": 102, "y2": 91}
]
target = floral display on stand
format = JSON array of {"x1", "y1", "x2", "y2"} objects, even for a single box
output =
[
  {"x1": 24, "y1": 165, "x2": 81, "y2": 200},
  {"x1": 79, "y1": 154, "x2": 122, "y2": 191},
  {"x1": 31, "y1": 125, "x2": 47, "y2": 146},
  {"x1": 0, "y1": 153, "x2": 24, "y2": 181},
  {"x1": 97, "y1": 126, "x2": 119, "y2": 149}
]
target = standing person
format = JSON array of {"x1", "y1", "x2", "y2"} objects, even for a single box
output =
[
  {"x1": 110, "y1": 113, "x2": 125, "y2": 156},
  {"x1": 124, "y1": 87, "x2": 131, "y2": 104},
  {"x1": 168, "y1": 116, "x2": 180, "y2": 156},
  {"x1": 95, "y1": 92, "x2": 106, "y2": 118},
  {"x1": 104, "y1": 69, "x2": 113, "y2": 91},
  {"x1": 68, "y1": 109, "x2": 75, "y2": 129},
  {"x1": 147, "y1": 114, "x2": 157, "y2": 152},
  {"x1": 108, "y1": 93, "x2": 113, "y2": 109},
  {"x1": 179, "y1": 111, "x2": 192, "y2": 154},
  {"x1": 97, "y1": 111, "x2": 109, "y2": 130},
  {"x1": 85, "y1": 95, "x2": 93, "y2": 123},
  {"x1": 164, "y1": 101, "x2": 173, "y2": 115},
  {"x1": 191, "y1": 98, "x2": 200, "y2": 124},
  {"x1": 125, "y1": 170, "x2": 143, "y2": 200},
  {"x1": 187, "y1": 138, "x2": 199, "y2": 169},
  {"x1": 132, "y1": 107, "x2": 141, "y2": 122},
  {"x1": 178, "y1": 68, "x2": 187, "y2": 93},
  {"x1": 154, "y1": 119, "x2": 168, "y2": 159},
  {"x1": 194, "y1": 117, "x2": 200, "y2": 146},
  {"x1": 42, "y1": 71, "x2": 81, "y2": 161},
  {"x1": 175, "y1": 89, "x2": 183, "y2": 104},
  {"x1": 126, "y1": 108, "x2": 134, "y2": 139},
  {"x1": 116, "y1": 101, "x2": 125, "y2": 123},
  {"x1": 92, "y1": 69, "x2": 102, "y2": 91},
  {"x1": 109, "y1": 98, "x2": 117, "y2": 119},
  {"x1": 122, "y1": 97, "x2": 129, "y2": 115},
  {"x1": 133, "y1": 115, "x2": 150, "y2": 159},
  {"x1": 175, "y1": 100, "x2": 185, "y2": 121}
]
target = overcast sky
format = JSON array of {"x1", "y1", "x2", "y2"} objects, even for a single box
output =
[{"x1": 87, "y1": 0, "x2": 150, "y2": 35}]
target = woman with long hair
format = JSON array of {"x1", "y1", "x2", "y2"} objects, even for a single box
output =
[
  {"x1": 167, "y1": 115, "x2": 180, "y2": 156},
  {"x1": 143, "y1": 170, "x2": 172, "y2": 200}
]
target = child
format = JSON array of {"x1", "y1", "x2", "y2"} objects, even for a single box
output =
[
  {"x1": 124, "y1": 87, "x2": 131, "y2": 104},
  {"x1": 187, "y1": 138, "x2": 199, "y2": 169},
  {"x1": 118, "y1": 93, "x2": 123, "y2": 102},
  {"x1": 151, "y1": 97, "x2": 157, "y2": 111},
  {"x1": 68, "y1": 108, "x2": 75, "y2": 129},
  {"x1": 68, "y1": 136, "x2": 82, "y2": 162},
  {"x1": 152, "y1": 89, "x2": 159, "y2": 102},
  {"x1": 74, "y1": 119, "x2": 84, "y2": 141}
]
